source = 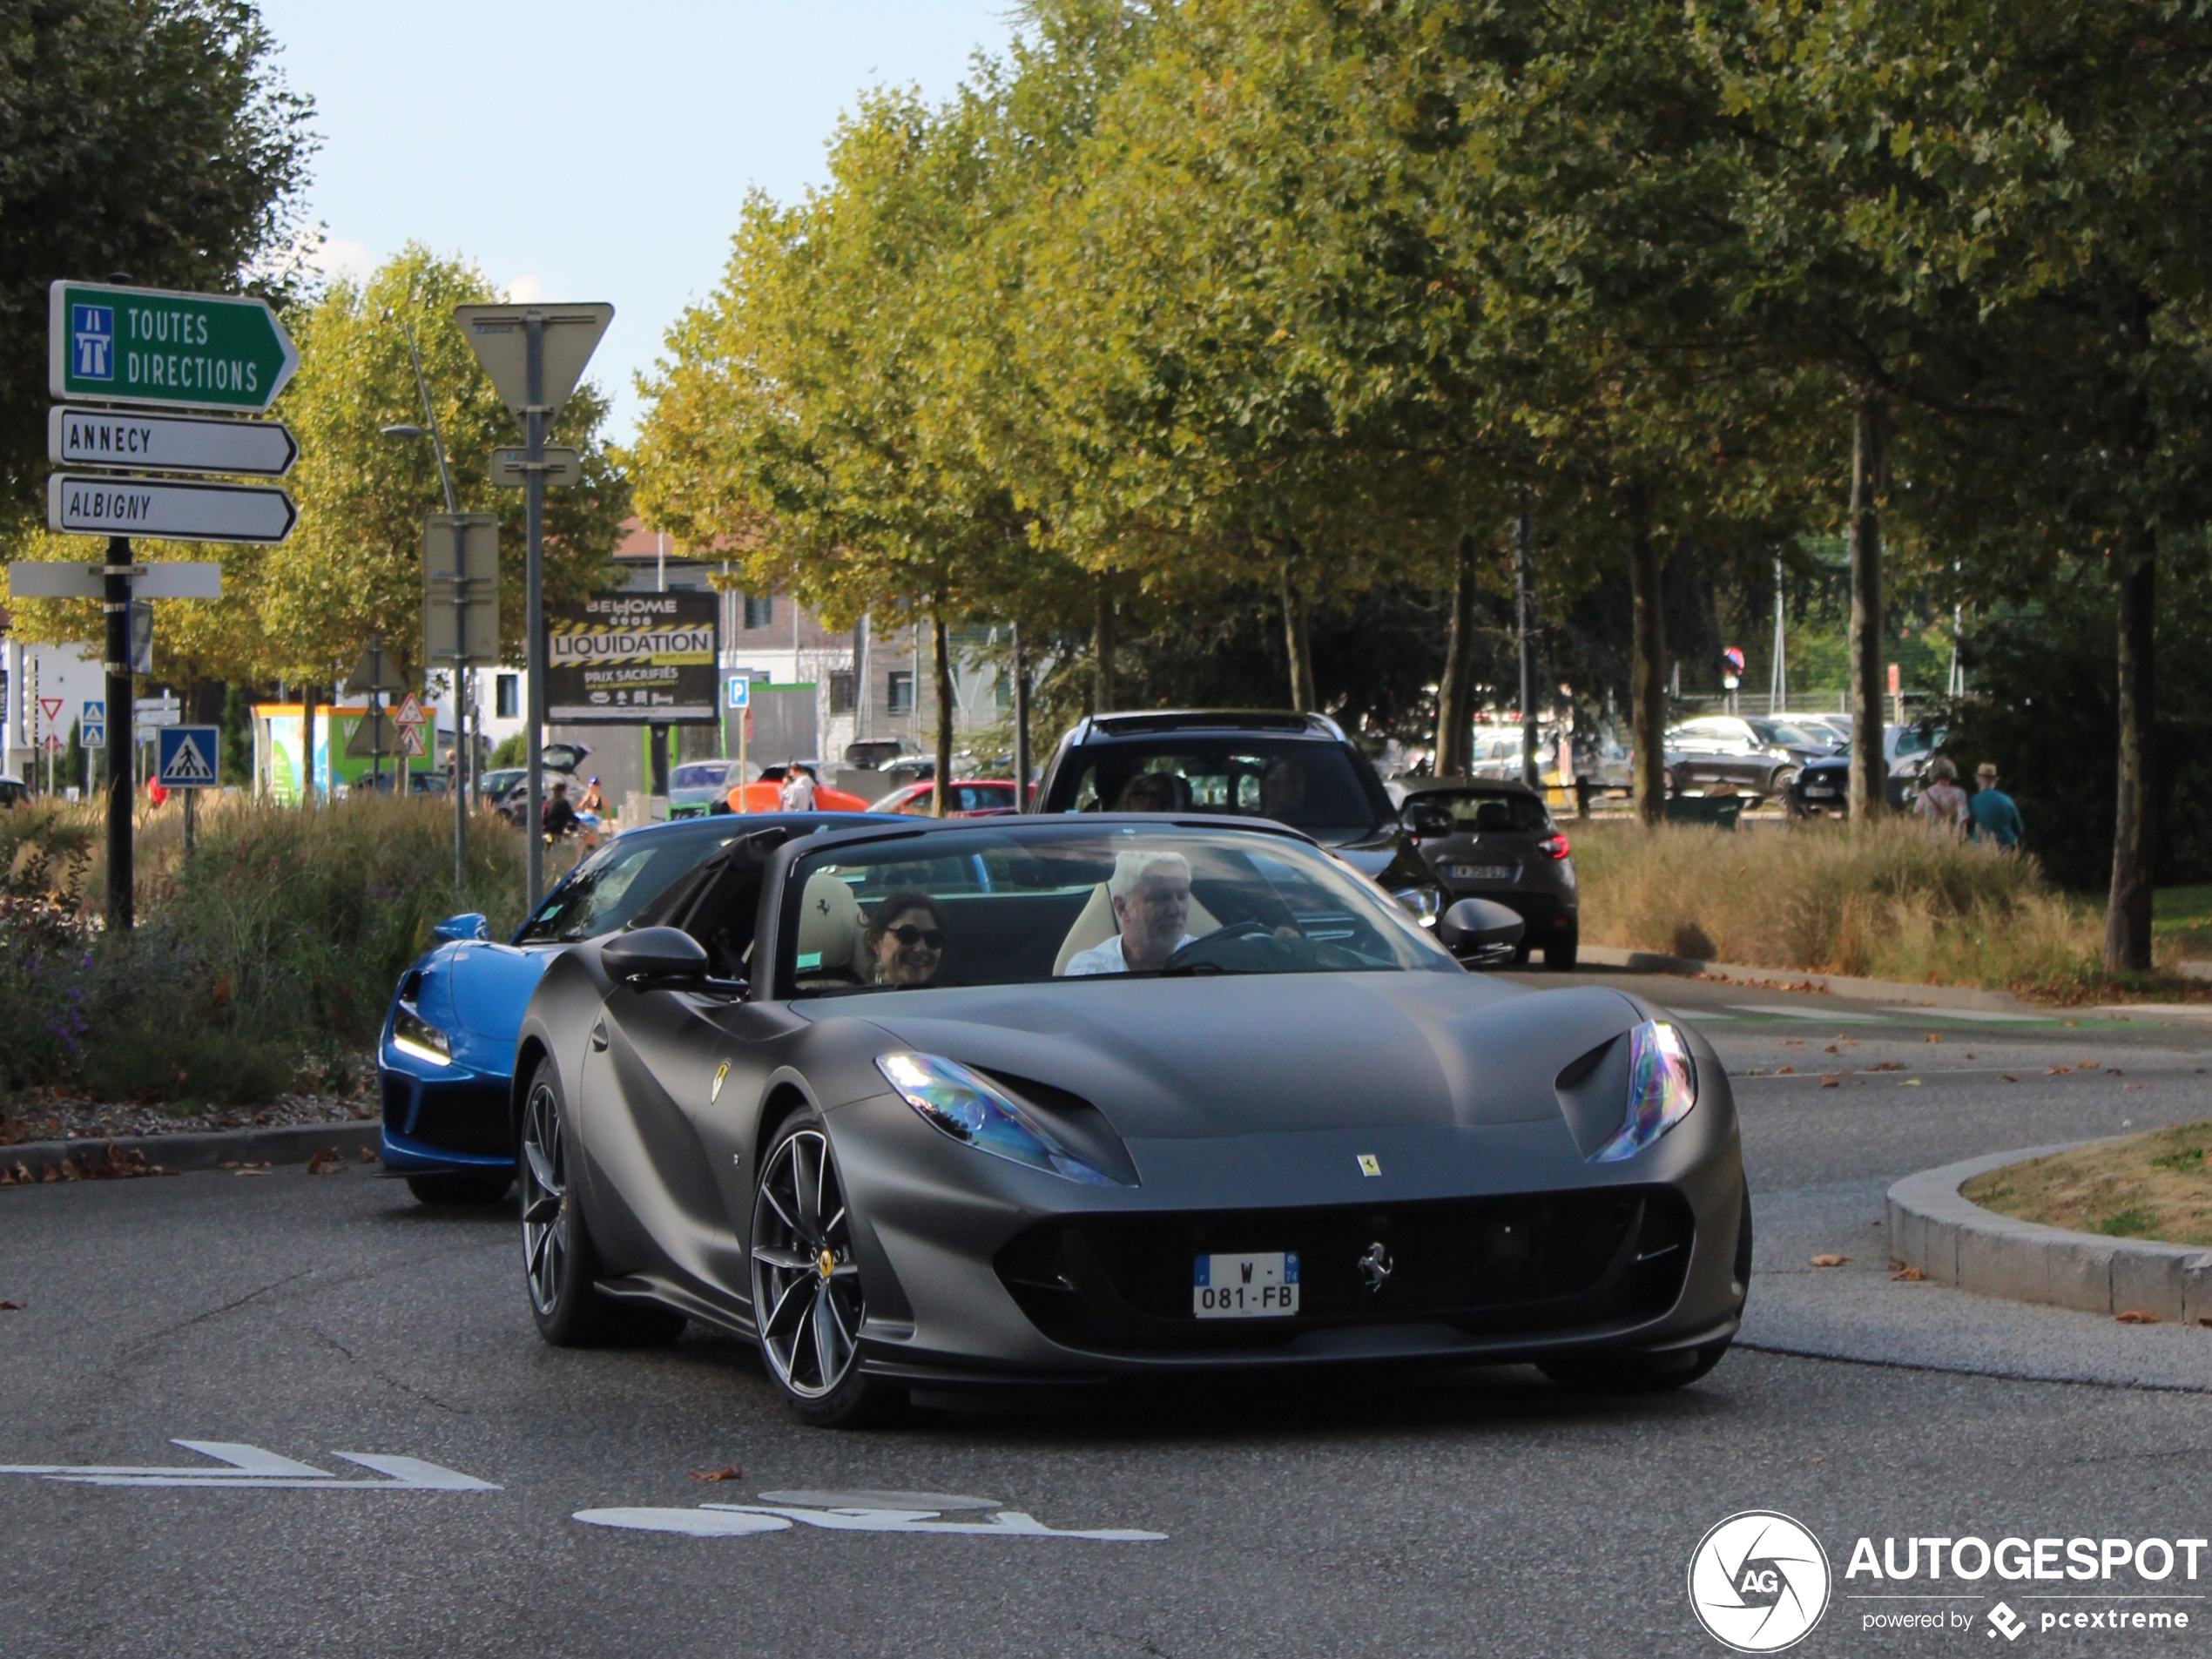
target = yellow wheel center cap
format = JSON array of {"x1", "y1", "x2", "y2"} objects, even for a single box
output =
[{"x1": 817, "y1": 1248, "x2": 836, "y2": 1278}]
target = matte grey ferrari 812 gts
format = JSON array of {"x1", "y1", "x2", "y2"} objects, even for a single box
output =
[{"x1": 512, "y1": 815, "x2": 1749, "y2": 1426}]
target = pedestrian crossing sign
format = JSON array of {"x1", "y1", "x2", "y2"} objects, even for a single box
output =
[{"x1": 157, "y1": 725, "x2": 219, "y2": 787}]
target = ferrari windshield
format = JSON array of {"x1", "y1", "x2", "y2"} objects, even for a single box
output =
[{"x1": 782, "y1": 822, "x2": 1457, "y2": 996}]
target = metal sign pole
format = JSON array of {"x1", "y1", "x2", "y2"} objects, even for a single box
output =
[
  {"x1": 103, "y1": 536, "x2": 132, "y2": 929},
  {"x1": 453, "y1": 519, "x2": 469, "y2": 893},
  {"x1": 523, "y1": 312, "x2": 546, "y2": 908}
]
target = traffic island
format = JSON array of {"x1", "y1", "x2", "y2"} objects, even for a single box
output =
[
  {"x1": 0, "y1": 1121, "x2": 382, "y2": 1185},
  {"x1": 1886, "y1": 1143, "x2": 2212, "y2": 1325}
]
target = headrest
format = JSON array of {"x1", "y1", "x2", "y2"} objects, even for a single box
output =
[{"x1": 795, "y1": 873, "x2": 864, "y2": 971}]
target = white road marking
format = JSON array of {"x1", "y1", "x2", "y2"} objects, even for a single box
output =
[
  {"x1": 1872, "y1": 1007, "x2": 2044, "y2": 1024},
  {"x1": 0, "y1": 1440, "x2": 497, "y2": 1490},
  {"x1": 1728, "y1": 1005, "x2": 1885, "y2": 1022},
  {"x1": 575, "y1": 1497, "x2": 1164, "y2": 1542}
]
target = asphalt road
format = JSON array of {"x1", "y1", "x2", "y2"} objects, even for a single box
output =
[{"x1": 4, "y1": 970, "x2": 2210, "y2": 1658}]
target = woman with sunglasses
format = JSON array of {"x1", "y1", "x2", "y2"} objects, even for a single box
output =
[{"x1": 865, "y1": 891, "x2": 948, "y2": 986}]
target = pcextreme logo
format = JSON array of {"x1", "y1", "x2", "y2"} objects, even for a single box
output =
[{"x1": 1688, "y1": 1511, "x2": 1833, "y2": 1653}]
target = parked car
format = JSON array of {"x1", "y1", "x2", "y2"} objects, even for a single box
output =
[
  {"x1": 1662, "y1": 716, "x2": 1800, "y2": 802},
  {"x1": 1029, "y1": 710, "x2": 1467, "y2": 948},
  {"x1": 377, "y1": 810, "x2": 901, "y2": 1203},
  {"x1": 1790, "y1": 724, "x2": 1943, "y2": 815},
  {"x1": 1395, "y1": 778, "x2": 1579, "y2": 968},
  {"x1": 868, "y1": 778, "x2": 1022, "y2": 817},
  {"x1": 0, "y1": 778, "x2": 29, "y2": 808},
  {"x1": 668, "y1": 759, "x2": 739, "y2": 818},
  {"x1": 1743, "y1": 717, "x2": 1844, "y2": 766},
  {"x1": 725, "y1": 762, "x2": 872, "y2": 814}
]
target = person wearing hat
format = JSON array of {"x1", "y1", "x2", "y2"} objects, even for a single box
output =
[
  {"x1": 1914, "y1": 756, "x2": 1968, "y2": 837},
  {"x1": 1967, "y1": 762, "x2": 2024, "y2": 849}
]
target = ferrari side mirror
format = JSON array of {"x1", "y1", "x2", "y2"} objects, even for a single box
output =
[
  {"x1": 433, "y1": 913, "x2": 489, "y2": 942},
  {"x1": 603, "y1": 927, "x2": 711, "y2": 986},
  {"x1": 1401, "y1": 800, "x2": 1453, "y2": 840},
  {"x1": 1437, "y1": 897, "x2": 1524, "y2": 956}
]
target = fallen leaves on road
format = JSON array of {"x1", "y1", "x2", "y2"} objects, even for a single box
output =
[
  {"x1": 0, "y1": 1300, "x2": 23, "y2": 1310},
  {"x1": 688, "y1": 1466, "x2": 743, "y2": 1482},
  {"x1": 1824, "y1": 1044, "x2": 1840, "y2": 1054},
  {"x1": 1891, "y1": 1266, "x2": 1925, "y2": 1282},
  {"x1": 2107, "y1": 1068, "x2": 2126, "y2": 1076},
  {"x1": 304, "y1": 1148, "x2": 349, "y2": 1177},
  {"x1": 1776, "y1": 1066, "x2": 1795, "y2": 1074},
  {"x1": 227, "y1": 1162, "x2": 273, "y2": 1177},
  {"x1": 2114, "y1": 1310, "x2": 2160, "y2": 1325},
  {"x1": 1925, "y1": 1034, "x2": 1942, "y2": 1043},
  {"x1": 1820, "y1": 1075, "x2": 1841, "y2": 1088},
  {"x1": 2046, "y1": 1066, "x2": 2071, "y2": 1076},
  {"x1": 1811, "y1": 1254, "x2": 1850, "y2": 1267},
  {"x1": 2, "y1": 1144, "x2": 175, "y2": 1184},
  {"x1": 1869, "y1": 1061, "x2": 1903, "y2": 1071},
  {"x1": 1902, "y1": 1079, "x2": 1921, "y2": 1086},
  {"x1": 2000, "y1": 1074, "x2": 2020, "y2": 1083},
  {"x1": 356, "y1": 1146, "x2": 375, "y2": 1163}
]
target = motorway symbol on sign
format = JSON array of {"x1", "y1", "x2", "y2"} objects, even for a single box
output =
[
  {"x1": 489, "y1": 445, "x2": 580, "y2": 488},
  {"x1": 81, "y1": 699, "x2": 105, "y2": 750},
  {"x1": 392, "y1": 692, "x2": 428, "y2": 727},
  {"x1": 156, "y1": 725, "x2": 218, "y2": 786},
  {"x1": 452, "y1": 303, "x2": 613, "y2": 427},
  {"x1": 47, "y1": 475, "x2": 293, "y2": 544},
  {"x1": 7, "y1": 560, "x2": 222, "y2": 599},
  {"x1": 48, "y1": 281, "x2": 299, "y2": 413},
  {"x1": 0, "y1": 1440, "x2": 498, "y2": 1492},
  {"x1": 47, "y1": 405, "x2": 297, "y2": 476}
]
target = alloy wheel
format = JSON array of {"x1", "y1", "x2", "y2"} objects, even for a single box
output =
[
  {"x1": 520, "y1": 1080, "x2": 570, "y2": 1316},
  {"x1": 749, "y1": 1128, "x2": 864, "y2": 1399}
]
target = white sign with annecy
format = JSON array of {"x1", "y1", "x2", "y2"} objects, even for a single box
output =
[
  {"x1": 48, "y1": 405, "x2": 296, "y2": 476},
  {"x1": 47, "y1": 474, "x2": 294, "y2": 544}
]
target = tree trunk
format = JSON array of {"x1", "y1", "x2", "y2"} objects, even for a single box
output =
[
  {"x1": 1280, "y1": 556, "x2": 1316, "y2": 712},
  {"x1": 1011, "y1": 622, "x2": 1030, "y2": 806},
  {"x1": 2105, "y1": 525, "x2": 2156, "y2": 971},
  {"x1": 1092, "y1": 579, "x2": 1116, "y2": 714},
  {"x1": 1627, "y1": 489, "x2": 1667, "y2": 826},
  {"x1": 300, "y1": 685, "x2": 318, "y2": 805},
  {"x1": 931, "y1": 605, "x2": 954, "y2": 818},
  {"x1": 1847, "y1": 386, "x2": 1887, "y2": 820},
  {"x1": 1515, "y1": 490, "x2": 1539, "y2": 790},
  {"x1": 1433, "y1": 533, "x2": 1478, "y2": 776}
]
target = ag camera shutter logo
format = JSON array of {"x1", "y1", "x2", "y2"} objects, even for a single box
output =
[{"x1": 1688, "y1": 1511, "x2": 1832, "y2": 1652}]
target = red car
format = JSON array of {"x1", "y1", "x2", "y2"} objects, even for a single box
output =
[{"x1": 867, "y1": 778, "x2": 1022, "y2": 817}]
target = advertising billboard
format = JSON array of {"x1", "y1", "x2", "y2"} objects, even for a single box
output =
[{"x1": 547, "y1": 590, "x2": 719, "y2": 724}]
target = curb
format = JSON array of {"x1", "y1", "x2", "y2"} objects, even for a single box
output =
[
  {"x1": 1577, "y1": 945, "x2": 2033, "y2": 1012},
  {"x1": 0, "y1": 1121, "x2": 382, "y2": 1184},
  {"x1": 1886, "y1": 1143, "x2": 2212, "y2": 1325}
]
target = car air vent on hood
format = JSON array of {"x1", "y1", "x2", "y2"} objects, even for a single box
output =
[
  {"x1": 972, "y1": 1068, "x2": 1141, "y2": 1187},
  {"x1": 1553, "y1": 1034, "x2": 1630, "y2": 1159}
]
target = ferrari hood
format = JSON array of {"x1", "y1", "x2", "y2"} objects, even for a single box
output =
[{"x1": 849, "y1": 975, "x2": 1643, "y2": 1140}]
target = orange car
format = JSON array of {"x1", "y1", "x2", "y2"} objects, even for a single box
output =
[
  {"x1": 868, "y1": 779, "x2": 1022, "y2": 817},
  {"x1": 725, "y1": 764, "x2": 870, "y2": 814}
]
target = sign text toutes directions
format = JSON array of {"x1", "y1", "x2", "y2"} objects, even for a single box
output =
[
  {"x1": 47, "y1": 475, "x2": 296, "y2": 545},
  {"x1": 49, "y1": 281, "x2": 299, "y2": 413},
  {"x1": 49, "y1": 405, "x2": 297, "y2": 476}
]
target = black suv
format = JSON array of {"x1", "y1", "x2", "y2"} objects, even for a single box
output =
[{"x1": 1030, "y1": 709, "x2": 1445, "y2": 909}]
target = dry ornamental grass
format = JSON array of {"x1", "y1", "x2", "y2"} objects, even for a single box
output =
[{"x1": 1962, "y1": 1123, "x2": 2212, "y2": 1246}]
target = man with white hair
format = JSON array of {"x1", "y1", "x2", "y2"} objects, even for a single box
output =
[{"x1": 1062, "y1": 849, "x2": 1198, "y2": 975}]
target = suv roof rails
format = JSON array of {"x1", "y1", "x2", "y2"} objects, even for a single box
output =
[{"x1": 1082, "y1": 709, "x2": 1346, "y2": 740}]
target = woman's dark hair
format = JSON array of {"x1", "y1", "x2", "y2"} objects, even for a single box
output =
[{"x1": 865, "y1": 890, "x2": 947, "y2": 954}]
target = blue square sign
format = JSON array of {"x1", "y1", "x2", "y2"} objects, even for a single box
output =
[
  {"x1": 72, "y1": 303, "x2": 114, "y2": 381},
  {"x1": 157, "y1": 725, "x2": 219, "y2": 787}
]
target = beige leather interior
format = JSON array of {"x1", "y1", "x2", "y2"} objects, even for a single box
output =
[
  {"x1": 1053, "y1": 882, "x2": 1219, "y2": 975},
  {"x1": 795, "y1": 872, "x2": 866, "y2": 975}
]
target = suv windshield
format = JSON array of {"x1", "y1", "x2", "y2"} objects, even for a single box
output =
[
  {"x1": 783, "y1": 823, "x2": 1453, "y2": 996},
  {"x1": 1054, "y1": 738, "x2": 1385, "y2": 842},
  {"x1": 516, "y1": 829, "x2": 737, "y2": 943}
]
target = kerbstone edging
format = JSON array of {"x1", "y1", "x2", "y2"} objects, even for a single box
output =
[
  {"x1": 1, "y1": 1121, "x2": 382, "y2": 1183},
  {"x1": 1887, "y1": 1142, "x2": 2212, "y2": 1325},
  {"x1": 1575, "y1": 945, "x2": 2031, "y2": 1013}
]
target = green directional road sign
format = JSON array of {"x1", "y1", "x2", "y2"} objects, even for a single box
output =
[{"x1": 49, "y1": 280, "x2": 299, "y2": 413}]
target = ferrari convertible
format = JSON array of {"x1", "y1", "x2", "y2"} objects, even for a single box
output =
[{"x1": 511, "y1": 815, "x2": 1749, "y2": 1425}]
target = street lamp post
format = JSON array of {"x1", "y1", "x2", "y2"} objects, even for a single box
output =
[{"x1": 381, "y1": 323, "x2": 471, "y2": 894}]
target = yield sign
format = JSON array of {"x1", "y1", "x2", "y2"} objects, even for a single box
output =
[
  {"x1": 37, "y1": 697, "x2": 64, "y2": 725},
  {"x1": 392, "y1": 692, "x2": 428, "y2": 728},
  {"x1": 451, "y1": 302, "x2": 613, "y2": 428}
]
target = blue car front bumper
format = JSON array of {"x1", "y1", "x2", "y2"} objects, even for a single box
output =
[{"x1": 378, "y1": 1031, "x2": 514, "y2": 1174}]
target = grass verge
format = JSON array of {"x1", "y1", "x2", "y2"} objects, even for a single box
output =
[{"x1": 1962, "y1": 1123, "x2": 2212, "y2": 1246}]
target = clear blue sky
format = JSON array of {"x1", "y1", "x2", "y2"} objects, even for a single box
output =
[{"x1": 258, "y1": 1, "x2": 1022, "y2": 441}]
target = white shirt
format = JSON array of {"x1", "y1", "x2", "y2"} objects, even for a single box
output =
[
  {"x1": 1062, "y1": 933, "x2": 1198, "y2": 976},
  {"x1": 779, "y1": 773, "x2": 817, "y2": 810}
]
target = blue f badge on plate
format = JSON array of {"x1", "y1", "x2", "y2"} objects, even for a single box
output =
[{"x1": 1356, "y1": 1154, "x2": 1381, "y2": 1177}]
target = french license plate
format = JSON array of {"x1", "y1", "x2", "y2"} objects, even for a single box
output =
[
  {"x1": 1192, "y1": 1251, "x2": 1299, "y2": 1318},
  {"x1": 1444, "y1": 862, "x2": 1515, "y2": 882},
  {"x1": 1803, "y1": 786, "x2": 1836, "y2": 799}
]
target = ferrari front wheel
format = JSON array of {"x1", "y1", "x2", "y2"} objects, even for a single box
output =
[{"x1": 749, "y1": 1108, "x2": 888, "y2": 1426}]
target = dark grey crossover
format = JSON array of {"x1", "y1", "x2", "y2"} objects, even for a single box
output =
[
  {"x1": 512, "y1": 815, "x2": 1749, "y2": 1426},
  {"x1": 1396, "y1": 778, "x2": 1580, "y2": 968}
]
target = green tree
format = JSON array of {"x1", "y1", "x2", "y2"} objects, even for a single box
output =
[{"x1": 0, "y1": 0, "x2": 315, "y2": 523}]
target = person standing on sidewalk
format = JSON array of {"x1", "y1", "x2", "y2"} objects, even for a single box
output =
[
  {"x1": 1967, "y1": 761, "x2": 2024, "y2": 848},
  {"x1": 1915, "y1": 757, "x2": 1968, "y2": 837}
]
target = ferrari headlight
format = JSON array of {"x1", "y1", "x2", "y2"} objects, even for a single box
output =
[
  {"x1": 876, "y1": 1053, "x2": 1118, "y2": 1185},
  {"x1": 390, "y1": 1004, "x2": 452, "y2": 1067},
  {"x1": 1589, "y1": 1021, "x2": 1696, "y2": 1163}
]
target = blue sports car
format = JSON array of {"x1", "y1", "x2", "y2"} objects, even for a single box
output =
[{"x1": 379, "y1": 812, "x2": 894, "y2": 1204}]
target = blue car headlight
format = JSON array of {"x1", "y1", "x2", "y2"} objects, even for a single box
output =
[
  {"x1": 1589, "y1": 1021, "x2": 1696, "y2": 1163},
  {"x1": 876, "y1": 1053, "x2": 1122, "y2": 1185},
  {"x1": 390, "y1": 1004, "x2": 452, "y2": 1067}
]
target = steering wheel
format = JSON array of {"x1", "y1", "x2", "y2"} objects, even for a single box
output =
[{"x1": 1165, "y1": 918, "x2": 1308, "y2": 974}]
